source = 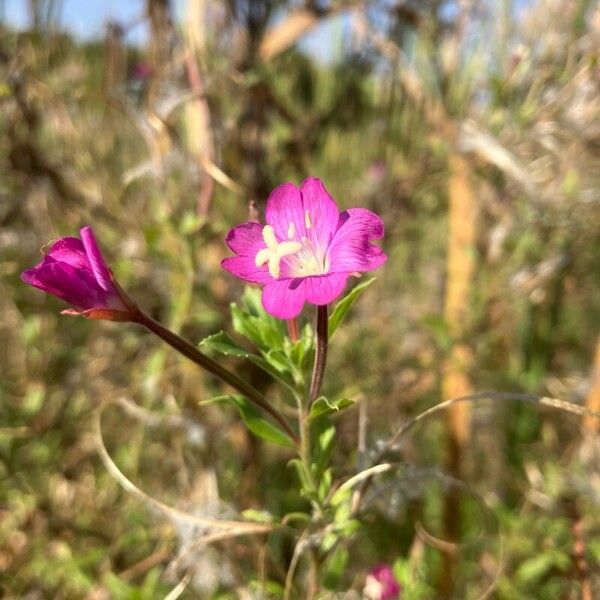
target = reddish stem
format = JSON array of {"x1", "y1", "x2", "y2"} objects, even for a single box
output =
[
  {"x1": 308, "y1": 305, "x2": 328, "y2": 405},
  {"x1": 287, "y1": 318, "x2": 299, "y2": 343}
]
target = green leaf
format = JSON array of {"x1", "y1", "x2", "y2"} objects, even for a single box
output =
[
  {"x1": 318, "y1": 467, "x2": 333, "y2": 501},
  {"x1": 337, "y1": 518, "x2": 360, "y2": 537},
  {"x1": 287, "y1": 334, "x2": 312, "y2": 376},
  {"x1": 516, "y1": 550, "x2": 570, "y2": 583},
  {"x1": 309, "y1": 396, "x2": 355, "y2": 420},
  {"x1": 282, "y1": 511, "x2": 311, "y2": 525},
  {"x1": 241, "y1": 509, "x2": 273, "y2": 523},
  {"x1": 312, "y1": 422, "x2": 336, "y2": 479},
  {"x1": 321, "y1": 531, "x2": 338, "y2": 553},
  {"x1": 203, "y1": 395, "x2": 294, "y2": 448},
  {"x1": 328, "y1": 277, "x2": 376, "y2": 337},
  {"x1": 288, "y1": 458, "x2": 315, "y2": 495},
  {"x1": 249, "y1": 579, "x2": 284, "y2": 597},
  {"x1": 334, "y1": 500, "x2": 351, "y2": 524},
  {"x1": 264, "y1": 348, "x2": 293, "y2": 375},
  {"x1": 330, "y1": 486, "x2": 352, "y2": 507},
  {"x1": 230, "y1": 287, "x2": 286, "y2": 351},
  {"x1": 323, "y1": 545, "x2": 349, "y2": 590},
  {"x1": 200, "y1": 331, "x2": 250, "y2": 359},
  {"x1": 200, "y1": 332, "x2": 296, "y2": 392}
]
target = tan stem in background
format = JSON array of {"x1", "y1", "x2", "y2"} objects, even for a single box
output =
[
  {"x1": 443, "y1": 152, "x2": 478, "y2": 446},
  {"x1": 440, "y1": 151, "x2": 478, "y2": 597},
  {"x1": 147, "y1": 0, "x2": 173, "y2": 104},
  {"x1": 583, "y1": 337, "x2": 600, "y2": 434},
  {"x1": 259, "y1": 9, "x2": 319, "y2": 61},
  {"x1": 103, "y1": 22, "x2": 125, "y2": 95},
  {"x1": 183, "y1": 0, "x2": 216, "y2": 215},
  {"x1": 443, "y1": 345, "x2": 474, "y2": 446}
]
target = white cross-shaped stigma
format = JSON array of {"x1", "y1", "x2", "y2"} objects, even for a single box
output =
[{"x1": 255, "y1": 225, "x2": 302, "y2": 279}]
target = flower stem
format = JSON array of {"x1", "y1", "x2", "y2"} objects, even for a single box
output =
[
  {"x1": 132, "y1": 310, "x2": 299, "y2": 445},
  {"x1": 308, "y1": 305, "x2": 328, "y2": 405},
  {"x1": 287, "y1": 318, "x2": 299, "y2": 343}
]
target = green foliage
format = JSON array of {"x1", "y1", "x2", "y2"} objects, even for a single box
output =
[
  {"x1": 221, "y1": 287, "x2": 315, "y2": 392},
  {"x1": 2, "y1": 1, "x2": 599, "y2": 597},
  {"x1": 392, "y1": 557, "x2": 435, "y2": 599},
  {"x1": 309, "y1": 396, "x2": 355, "y2": 420},
  {"x1": 328, "y1": 277, "x2": 376, "y2": 337},
  {"x1": 202, "y1": 395, "x2": 294, "y2": 448},
  {"x1": 201, "y1": 330, "x2": 296, "y2": 391}
]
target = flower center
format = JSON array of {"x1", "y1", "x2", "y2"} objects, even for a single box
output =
[
  {"x1": 255, "y1": 225, "x2": 302, "y2": 279},
  {"x1": 254, "y1": 218, "x2": 329, "y2": 279}
]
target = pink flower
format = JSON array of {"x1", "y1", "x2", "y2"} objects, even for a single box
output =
[
  {"x1": 131, "y1": 62, "x2": 154, "y2": 81},
  {"x1": 364, "y1": 564, "x2": 401, "y2": 600},
  {"x1": 221, "y1": 177, "x2": 387, "y2": 319},
  {"x1": 21, "y1": 226, "x2": 133, "y2": 321}
]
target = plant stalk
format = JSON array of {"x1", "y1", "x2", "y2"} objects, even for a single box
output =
[
  {"x1": 308, "y1": 305, "x2": 328, "y2": 405},
  {"x1": 287, "y1": 317, "x2": 299, "y2": 343},
  {"x1": 133, "y1": 310, "x2": 298, "y2": 445}
]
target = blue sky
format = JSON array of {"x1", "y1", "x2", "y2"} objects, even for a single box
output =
[
  {"x1": 4, "y1": 0, "x2": 154, "y2": 45},
  {"x1": 2, "y1": 0, "x2": 535, "y2": 63},
  {"x1": 2, "y1": 0, "x2": 344, "y2": 60}
]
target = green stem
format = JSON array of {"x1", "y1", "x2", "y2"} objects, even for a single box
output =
[{"x1": 133, "y1": 310, "x2": 299, "y2": 445}]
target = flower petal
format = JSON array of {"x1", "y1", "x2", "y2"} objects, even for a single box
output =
[
  {"x1": 301, "y1": 273, "x2": 348, "y2": 305},
  {"x1": 46, "y1": 237, "x2": 89, "y2": 270},
  {"x1": 265, "y1": 182, "x2": 307, "y2": 241},
  {"x1": 22, "y1": 258, "x2": 105, "y2": 309},
  {"x1": 341, "y1": 208, "x2": 385, "y2": 239},
  {"x1": 221, "y1": 256, "x2": 271, "y2": 284},
  {"x1": 327, "y1": 208, "x2": 387, "y2": 273},
  {"x1": 261, "y1": 272, "x2": 348, "y2": 319},
  {"x1": 261, "y1": 278, "x2": 308, "y2": 319},
  {"x1": 300, "y1": 177, "x2": 340, "y2": 247},
  {"x1": 225, "y1": 221, "x2": 265, "y2": 255},
  {"x1": 80, "y1": 226, "x2": 113, "y2": 292}
]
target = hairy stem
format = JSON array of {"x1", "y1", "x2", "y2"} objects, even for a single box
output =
[
  {"x1": 133, "y1": 310, "x2": 298, "y2": 445},
  {"x1": 309, "y1": 305, "x2": 328, "y2": 404}
]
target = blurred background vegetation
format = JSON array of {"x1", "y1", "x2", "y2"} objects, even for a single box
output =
[{"x1": 1, "y1": 0, "x2": 599, "y2": 597}]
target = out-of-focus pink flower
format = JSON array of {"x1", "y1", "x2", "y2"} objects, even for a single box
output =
[
  {"x1": 221, "y1": 177, "x2": 387, "y2": 319},
  {"x1": 364, "y1": 563, "x2": 401, "y2": 600},
  {"x1": 131, "y1": 62, "x2": 153, "y2": 81},
  {"x1": 21, "y1": 226, "x2": 133, "y2": 321},
  {"x1": 367, "y1": 161, "x2": 387, "y2": 183}
]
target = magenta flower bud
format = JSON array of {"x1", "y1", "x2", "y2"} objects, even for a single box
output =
[
  {"x1": 364, "y1": 564, "x2": 401, "y2": 600},
  {"x1": 21, "y1": 226, "x2": 135, "y2": 321},
  {"x1": 222, "y1": 177, "x2": 387, "y2": 319}
]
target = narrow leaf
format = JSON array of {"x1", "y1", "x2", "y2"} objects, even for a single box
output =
[
  {"x1": 309, "y1": 396, "x2": 355, "y2": 420},
  {"x1": 200, "y1": 332, "x2": 296, "y2": 391},
  {"x1": 328, "y1": 277, "x2": 376, "y2": 336},
  {"x1": 203, "y1": 395, "x2": 294, "y2": 448}
]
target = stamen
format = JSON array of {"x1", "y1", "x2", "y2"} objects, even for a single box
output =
[
  {"x1": 304, "y1": 211, "x2": 312, "y2": 229},
  {"x1": 287, "y1": 222, "x2": 296, "y2": 239}
]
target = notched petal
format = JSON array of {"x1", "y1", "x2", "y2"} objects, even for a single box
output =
[{"x1": 225, "y1": 221, "x2": 265, "y2": 254}]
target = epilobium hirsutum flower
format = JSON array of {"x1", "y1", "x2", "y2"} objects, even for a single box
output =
[
  {"x1": 21, "y1": 226, "x2": 135, "y2": 321},
  {"x1": 364, "y1": 564, "x2": 401, "y2": 600},
  {"x1": 222, "y1": 177, "x2": 387, "y2": 319}
]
